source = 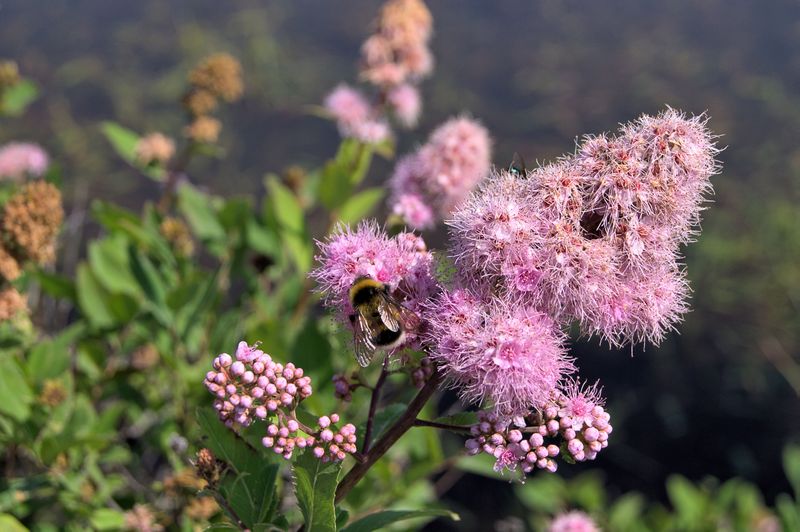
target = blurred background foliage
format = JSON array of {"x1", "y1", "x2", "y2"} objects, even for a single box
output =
[{"x1": 1, "y1": 0, "x2": 799, "y2": 530}]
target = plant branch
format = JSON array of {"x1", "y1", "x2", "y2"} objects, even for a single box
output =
[
  {"x1": 412, "y1": 418, "x2": 472, "y2": 433},
  {"x1": 335, "y1": 371, "x2": 441, "y2": 503},
  {"x1": 209, "y1": 488, "x2": 248, "y2": 531},
  {"x1": 361, "y1": 359, "x2": 390, "y2": 454}
]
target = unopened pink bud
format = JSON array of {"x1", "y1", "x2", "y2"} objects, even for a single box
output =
[
  {"x1": 313, "y1": 447, "x2": 325, "y2": 458},
  {"x1": 287, "y1": 419, "x2": 299, "y2": 432},
  {"x1": 320, "y1": 429, "x2": 333, "y2": 442},
  {"x1": 318, "y1": 416, "x2": 331, "y2": 428},
  {"x1": 231, "y1": 361, "x2": 245, "y2": 376}
]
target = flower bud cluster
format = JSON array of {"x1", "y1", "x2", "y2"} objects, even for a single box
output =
[
  {"x1": 261, "y1": 413, "x2": 357, "y2": 462},
  {"x1": 410, "y1": 356, "x2": 434, "y2": 388},
  {"x1": 206, "y1": 342, "x2": 358, "y2": 463},
  {"x1": 464, "y1": 381, "x2": 612, "y2": 478},
  {"x1": 204, "y1": 341, "x2": 312, "y2": 427},
  {"x1": 465, "y1": 411, "x2": 559, "y2": 476},
  {"x1": 183, "y1": 53, "x2": 243, "y2": 143}
]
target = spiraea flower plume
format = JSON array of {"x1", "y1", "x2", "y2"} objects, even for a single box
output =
[
  {"x1": 548, "y1": 511, "x2": 600, "y2": 532},
  {"x1": 322, "y1": 0, "x2": 432, "y2": 142},
  {"x1": 323, "y1": 84, "x2": 390, "y2": 144},
  {"x1": 0, "y1": 142, "x2": 49, "y2": 180},
  {"x1": 2, "y1": 180, "x2": 63, "y2": 264},
  {"x1": 389, "y1": 116, "x2": 492, "y2": 229},
  {"x1": 135, "y1": 132, "x2": 175, "y2": 166},
  {"x1": 360, "y1": 0, "x2": 433, "y2": 88},
  {"x1": 204, "y1": 341, "x2": 357, "y2": 462}
]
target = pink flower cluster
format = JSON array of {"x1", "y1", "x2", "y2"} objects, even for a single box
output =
[
  {"x1": 465, "y1": 381, "x2": 612, "y2": 478},
  {"x1": 324, "y1": 85, "x2": 391, "y2": 144},
  {"x1": 262, "y1": 414, "x2": 356, "y2": 462},
  {"x1": 323, "y1": 0, "x2": 431, "y2": 142},
  {"x1": 425, "y1": 288, "x2": 573, "y2": 415},
  {"x1": 389, "y1": 116, "x2": 492, "y2": 230},
  {"x1": 448, "y1": 109, "x2": 718, "y2": 347},
  {"x1": 311, "y1": 221, "x2": 438, "y2": 335},
  {"x1": 204, "y1": 342, "x2": 312, "y2": 427},
  {"x1": 0, "y1": 142, "x2": 49, "y2": 181},
  {"x1": 548, "y1": 511, "x2": 599, "y2": 532},
  {"x1": 359, "y1": 0, "x2": 433, "y2": 89}
]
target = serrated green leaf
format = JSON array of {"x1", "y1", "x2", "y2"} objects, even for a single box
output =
[
  {"x1": 128, "y1": 246, "x2": 166, "y2": 307},
  {"x1": 1, "y1": 80, "x2": 38, "y2": 116},
  {"x1": 265, "y1": 176, "x2": 304, "y2": 233},
  {"x1": 0, "y1": 513, "x2": 28, "y2": 532},
  {"x1": 89, "y1": 508, "x2": 125, "y2": 531},
  {"x1": 341, "y1": 509, "x2": 459, "y2": 532},
  {"x1": 338, "y1": 188, "x2": 384, "y2": 224},
  {"x1": 100, "y1": 121, "x2": 139, "y2": 164},
  {"x1": 26, "y1": 323, "x2": 84, "y2": 383},
  {"x1": 177, "y1": 183, "x2": 226, "y2": 242},
  {"x1": 196, "y1": 407, "x2": 257, "y2": 472},
  {"x1": 75, "y1": 263, "x2": 116, "y2": 329},
  {"x1": 292, "y1": 450, "x2": 341, "y2": 532},
  {"x1": 0, "y1": 353, "x2": 33, "y2": 422},
  {"x1": 88, "y1": 235, "x2": 139, "y2": 296}
]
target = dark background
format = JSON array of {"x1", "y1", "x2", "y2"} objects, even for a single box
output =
[{"x1": 2, "y1": 0, "x2": 799, "y2": 528}]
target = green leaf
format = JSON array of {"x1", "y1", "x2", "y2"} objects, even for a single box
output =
[
  {"x1": 783, "y1": 445, "x2": 800, "y2": 497},
  {"x1": 0, "y1": 513, "x2": 28, "y2": 532},
  {"x1": 26, "y1": 323, "x2": 84, "y2": 383},
  {"x1": 100, "y1": 121, "x2": 140, "y2": 164},
  {"x1": 341, "y1": 509, "x2": 459, "y2": 532},
  {"x1": 0, "y1": 353, "x2": 33, "y2": 422},
  {"x1": 608, "y1": 493, "x2": 645, "y2": 531},
  {"x1": 1, "y1": 80, "x2": 38, "y2": 116},
  {"x1": 338, "y1": 188, "x2": 384, "y2": 224},
  {"x1": 75, "y1": 263, "x2": 116, "y2": 329},
  {"x1": 514, "y1": 473, "x2": 566, "y2": 512},
  {"x1": 318, "y1": 161, "x2": 354, "y2": 211},
  {"x1": 89, "y1": 508, "x2": 125, "y2": 531},
  {"x1": 283, "y1": 232, "x2": 313, "y2": 274},
  {"x1": 88, "y1": 235, "x2": 139, "y2": 296},
  {"x1": 265, "y1": 176, "x2": 304, "y2": 233},
  {"x1": 196, "y1": 407, "x2": 257, "y2": 471},
  {"x1": 292, "y1": 450, "x2": 341, "y2": 532},
  {"x1": 666, "y1": 475, "x2": 705, "y2": 524},
  {"x1": 128, "y1": 246, "x2": 167, "y2": 307},
  {"x1": 775, "y1": 493, "x2": 800, "y2": 531},
  {"x1": 177, "y1": 183, "x2": 226, "y2": 242},
  {"x1": 32, "y1": 269, "x2": 76, "y2": 302}
]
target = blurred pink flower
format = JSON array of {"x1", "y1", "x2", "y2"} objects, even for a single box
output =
[
  {"x1": 548, "y1": 511, "x2": 599, "y2": 532},
  {"x1": 392, "y1": 192, "x2": 435, "y2": 230},
  {"x1": 0, "y1": 142, "x2": 49, "y2": 180},
  {"x1": 387, "y1": 83, "x2": 421, "y2": 128},
  {"x1": 323, "y1": 84, "x2": 390, "y2": 144},
  {"x1": 388, "y1": 116, "x2": 491, "y2": 228}
]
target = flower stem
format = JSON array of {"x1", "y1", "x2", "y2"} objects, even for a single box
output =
[
  {"x1": 412, "y1": 418, "x2": 472, "y2": 433},
  {"x1": 335, "y1": 371, "x2": 441, "y2": 504},
  {"x1": 361, "y1": 360, "x2": 390, "y2": 454}
]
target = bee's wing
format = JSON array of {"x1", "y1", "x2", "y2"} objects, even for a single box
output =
[
  {"x1": 351, "y1": 310, "x2": 377, "y2": 367},
  {"x1": 378, "y1": 292, "x2": 420, "y2": 332}
]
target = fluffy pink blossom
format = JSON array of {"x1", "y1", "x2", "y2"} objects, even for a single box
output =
[
  {"x1": 387, "y1": 83, "x2": 421, "y2": 128},
  {"x1": 426, "y1": 288, "x2": 574, "y2": 415},
  {"x1": 0, "y1": 142, "x2": 49, "y2": 180},
  {"x1": 388, "y1": 116, "x2": 491, "y2": 228},
  {"x1": 392, "y1": 192, "x2": 435, "y2": 230},
  {"x1": 548, "y1": 511, "x2": 599, "y2": 532},
  {"x1": 576, "y1": 108, "x2": 719, "y2": 242},
  {"x1": 359, "y1": 0, "x2": 434, "y2": 87},
  {"x1": 323, "y1": 84, "x2": 390, "y2": 144},
  {"x1": 311, "y1": 221, "x2": 437, "y2": 330}
]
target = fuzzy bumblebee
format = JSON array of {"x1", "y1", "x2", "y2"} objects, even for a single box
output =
[{"x1": 348, "y1": 276, "x2": 419, "y2": 367}]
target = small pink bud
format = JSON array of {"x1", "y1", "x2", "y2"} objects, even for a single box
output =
[
  {"x1": 255, "y1": 406, "x2": 267, "y2": 419},
  {"x1": 287, "y1": 419, "x2": 299, "y2": 432},
  {"x1": 318, "y1": 416, "x2": 331, "y2": 428},
  {"x1": 313, "y1": 447, "x2": 325, "y2": 458},
  {"x1": 547, "y1": 444, "x2": 559, "y2": 457},
  {"x1": 243, "y1": 371, "x2": 255, "y2": 383},
  {"x1": 330, "y1": 413, "x2": 340, "y2": 423},
  {"x1": 584, "y1": 427, "x2": 600, "y2": 442},
  {"x1": 320, "y1": 429, "x2": 333, "y2": 442},
  {"x1": 262, "y1": 437, "x2": 274, "y2": 447},
  {"x1": 231, "y1": 361, "x2": 245, "y2": 376}
]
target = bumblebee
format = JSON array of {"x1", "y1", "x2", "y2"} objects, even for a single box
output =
[{"x1": 348, "y1": 276, "x2": 420, "y2": 367}]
